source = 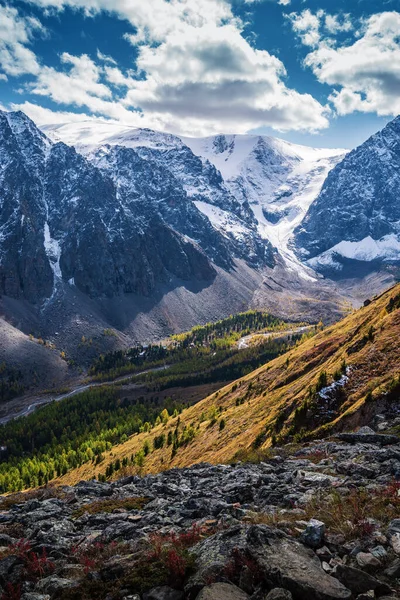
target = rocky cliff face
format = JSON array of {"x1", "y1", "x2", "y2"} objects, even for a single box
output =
[
  {"x1": 1, "y1": 111, "x2": 276, "y2": 305},
  {"x1": 44, "y1": 121, "x2": 347, "y2": 277},
  {"x1": 1, "y1": 423, "x2": 400, "y2": 599},
  {"x1": 294, "y1": 117, "x2": 400, "y2": 274}
]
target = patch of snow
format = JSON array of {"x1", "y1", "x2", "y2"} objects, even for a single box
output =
[
  {"x1": 194, "y1": 200, "x2": 249, "y2": 240},
  {"x1": 68, "y1": 277, "x2": 75, "y2": 286},
  {"x1": 42, "y1": 121, "x2": 182, "y2": 154},
  {"x1": 183, "y1": 133, "x2": 346, "y2": 280},
  {"x1": 44, "y1": 221, "x2": 62, "y2": 281},
  {"x1": 318, "y1": 368, "x2": 351, "y2": 403},
  {"x1": 309, "y1": 234, "x2": 400, "y2": 269}
]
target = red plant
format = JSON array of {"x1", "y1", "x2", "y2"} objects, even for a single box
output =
[
  {"x1": 25, "y1": 548, "x2": 55, "y2": 579},
  {"x1": 224, "y1": 547, "x2": 263, "y2": 587},
  {"x1": 146, "y1": 523, "x2": 209, "y2": 586},
  {"x1": 148, "y1": 523, "x2": 208, "y2": 555},
  {"x1": 380, "y1": 480, "x2": 400, "y2": 504},
  {"x1": 72, "y1": 540, "x2": 127, "y2": 573},
  {"x1": 81, "y1": 555, "x2": 96, "y2": 575},
  {"x1": 11, "y1": 539, "x2": 31, "y2": 560},
  {"x1": 166, "y1": 548, "x2": 187, "y2": 579},
  {"x1": 0, "y1": 583, "x2": 21, "y2": 600},
  {"x1": 8, "y1": 539, "x2": 54, "y2": 581}
]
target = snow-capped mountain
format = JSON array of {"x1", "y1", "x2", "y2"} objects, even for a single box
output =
[
  {"x1": 181, "y1": 134, "x2": 345, "y2": 276},
  {"x1": 1, "y1": 110, "x2": 260, "y2": 305},
  {"x1": 43, "y1": 121, "x2": 346, "y2": 278},
  {"x1": 2, "y1": 109, "x2": 400, "y2": 359},
  {"x1": 294, "y1": 117, "x2": 400, "y2": 275}
]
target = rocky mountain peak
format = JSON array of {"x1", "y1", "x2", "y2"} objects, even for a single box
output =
[{"x1": 294, "y1": 114, "x2": 400, "y2": 275}]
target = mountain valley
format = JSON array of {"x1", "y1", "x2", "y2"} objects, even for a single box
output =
[
  {"x1": 0, "y1": 109, "x2": 400, "y2": 600},
  {"x1": 0, "y1": 110, "x2": 399, "y2": 386}
]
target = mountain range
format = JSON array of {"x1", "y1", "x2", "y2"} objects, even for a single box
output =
[{"x1": 0, "y1": 110, "x2": 399, "y2": 369}]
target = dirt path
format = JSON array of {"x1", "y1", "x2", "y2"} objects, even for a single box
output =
[{"x1": 237, "y1": 325, "x2": 314, "y2": 349}]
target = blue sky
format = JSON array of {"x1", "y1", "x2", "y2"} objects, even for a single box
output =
[{"x1": 0, "y1": 0, "x2": 398, "y2": 147}]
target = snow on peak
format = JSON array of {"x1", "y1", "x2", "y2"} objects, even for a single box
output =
[
  {"x1": 40, "y1": 120, "x2": 348, "y2": 278},
  {"x1": 42, "y1": 121, "x2": 182, "y2": 153}
]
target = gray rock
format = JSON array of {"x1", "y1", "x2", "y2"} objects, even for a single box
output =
[
  {"x1": 355, "y1": 552, "x2": 381, "y2": 571},
  {"x1": 300, "y1": 519, "x2": 326, "y2": 548},
  {"x1": 369, "y1": 545, "x2": 387, "y2": 560},
  {"x1": 186, "y1": 525, "x2": 248, "y2": 595},
  {"x1": 387, "y1": 519, "x2": 400, "y2": 537},
  {"x1": 195, "y1": 583, "x2": 249, "y2": 600},
  {"x1": 354, "y1": 592, "x2": 374, "y2": 600},
  {"x1": 295, "y1": 471, "x2": 340, "y2": 487},
  {"x1": 336, "y1": 433, "x2": 399, "y2": 446},
  {"x1": 35, "y1": 575, "x2": 79, "y2": 595},
  {"x1": 384, "y1": 558, "x2": 400, "y2": 579},
  {"x1": 333, "y1": 564, "x2": 392, "y2": 596},
  {"x1": 144, "y1": 586, "x2": 184, "y2": 600},
  {"x1": 21, "y1": 595, "x2": 51, "y2": 600},
  {"x1": 247, "y1": 525, "x2": 351, "y2": 600},
  {"x1": 0, "y1": 555, "x2": 21, "y2": 586}
]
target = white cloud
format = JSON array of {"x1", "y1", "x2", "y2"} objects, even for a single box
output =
[
  {"x1": 28, "y1": 52, "x2": 112, "y2": 106},
  {"x1": 10, "y1": 101, "x2": 117, "y2": 125},
  {"x1": 96, "y1": 49, "x2": 117, "y2": 64},
  {"x1": 15, "y1": 0, "x2": 329, "y2": 135},
  {"x1": 0, "y1": 6, "x2": 43, "y2": 77},
  {"x1": 294, "y1": 11, "x2": 400, "y2": 117},
  {"x1": 289, "y1": 9, "x2": 353, "y2": 48},
  {"x1": 121, "y1": 20, "x2": 328, "y2": 135},
  {"x1": 324, "y1": 14, "x2": 352, "y2": 35}
]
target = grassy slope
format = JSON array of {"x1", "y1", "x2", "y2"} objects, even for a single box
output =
[{"x1": 57, "y1": 283, "x2": 400, "y2": 486}]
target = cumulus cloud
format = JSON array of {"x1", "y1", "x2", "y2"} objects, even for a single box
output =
[
  {"x1": 13, "y1": 0, "x2": 329, "y2": 135},
  {"x1": 29, "y1": 52, "x2": 112, "y2": 105},
  {"x1": 291, "y1": 10, "x2": 400, "y2": 117},
  {"x1": 121, "y1": 20, "x2": 328, "y2": 135},
  {"x1": 0, "y1": 6, "x2": 43, "y2": 77}
]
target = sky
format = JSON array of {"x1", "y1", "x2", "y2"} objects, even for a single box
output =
[{"x1": 0, "y1": 0, "x2": 399, "y2": 148}]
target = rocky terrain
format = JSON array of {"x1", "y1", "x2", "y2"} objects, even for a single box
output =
[{"x1": 0, "y1": 423, "x2": 400, "y2": 600}]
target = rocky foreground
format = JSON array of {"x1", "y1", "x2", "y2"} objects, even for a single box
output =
[{"x1": 0, "y1": 426, "x2": 400, "y2": 600}]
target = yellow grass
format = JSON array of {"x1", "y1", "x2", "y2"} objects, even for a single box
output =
[{"x1": 56, "y1": 284, "x2": 400, "y2": 487}]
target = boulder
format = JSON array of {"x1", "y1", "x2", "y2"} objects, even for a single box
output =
[
  {"x1": 35, "y1": 575, "x2": 79, "y2": 595},
  {"x1": 195, "y1": 583, "x2": 249, "y2": 600},
  {"x1": 186, "y1": 525, "x2": 248, "y2": 596},
  {"x1": 300, "y1": 519, "x2": 326, "y2": 548},
  {"x1": 246, "y1": 525, "x2": 351, "y2": 600},
  {"x1": 144, "y1": 586, "x2": 184, "y2": 600},
  {"x1": 21, "y1": 595, "x2": 51, "y2": 600},
  {"x1": 336, "y1": 432, "x2": 399, "y2": 446},
  {"x1": 384, "y1": 558, "x2": 400, "y2": 579},
  {"x1": 333, "y1": 564, "x2": 392, "y2": 596},
  {"x1": 355, "y1": 552, "x2": 381, "y2": 571}
]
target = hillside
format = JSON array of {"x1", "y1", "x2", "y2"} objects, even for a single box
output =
[
  {"x1": 0, "y1": 317, "x2": 70, "y2": 403},
  {"x1": 55, "y1": 282, "x2": 400, "y2": 486}
]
